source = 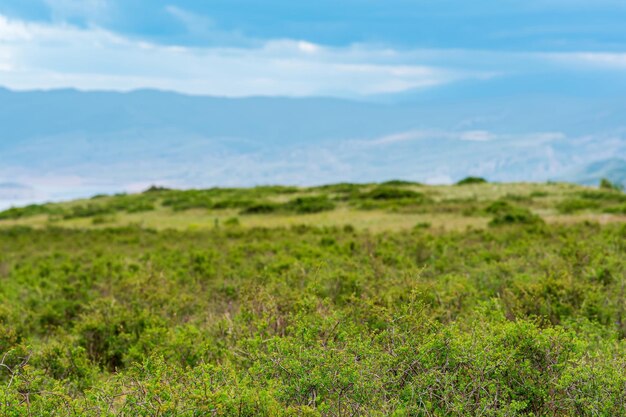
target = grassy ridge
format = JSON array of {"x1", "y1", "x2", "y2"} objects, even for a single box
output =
[
  {"x1": 1, "y1": 181, "x2": 625, "y2": 232},
  {"x1": 1, "y1": 182, "x2": 626, "y2": 415}
]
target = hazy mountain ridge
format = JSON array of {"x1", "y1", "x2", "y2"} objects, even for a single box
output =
[
  {"x1": 1, "y1": 85, "x2": 625, "y2": 207},
  {"x1": 566, "y1": 158, "x2": 626, "y2": 187}
]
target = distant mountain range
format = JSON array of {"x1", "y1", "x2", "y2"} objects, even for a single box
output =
[
  {"x1": 1, "y1": 80, "x2": 625, "y2": 207},
  {"x1": 565, "y1": 158, "x2": 626, "y2": 187}
]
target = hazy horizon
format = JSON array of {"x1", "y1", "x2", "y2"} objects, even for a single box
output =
[{"x1": 1, "y1": 1, "x2": 625, "y2": 207}]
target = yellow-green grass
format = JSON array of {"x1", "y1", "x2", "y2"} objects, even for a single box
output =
[
  {"x1": 0, "y1": 208, "x2": 490, "y2": 232},
  {"x1": 1, "y1": 182, "x2": 624, "y2": 232}
]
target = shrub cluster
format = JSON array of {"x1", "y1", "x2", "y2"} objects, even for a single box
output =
[
  {"x1": 240, "y1": 196, "x2": 336, "y2": 215},
  {"x1": 1, "y1": 222, "x2": 625, "y2": 415},
  {"x1": 557, "y1": 189, "x2": 626, "y2": 214},
  {"x1": 486, "y1": 200, "x2": 544, "y2": 227},
  {"x1": 5, "y1": 182, "x2": 621, "y2": 225},
  {"x1": 456, "y1": 176, "x2": 488, "y2": 185}
]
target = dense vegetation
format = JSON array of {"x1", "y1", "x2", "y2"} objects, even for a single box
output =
[
  {"x1": 2, "y1": 180, "x2": 625, "y2": 232},
  {"x1": 1, "y1": 182, "x2": 625, "y2": 415}
]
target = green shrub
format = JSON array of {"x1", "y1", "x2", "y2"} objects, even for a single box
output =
[
  {"x1": 91, "y1": 215, "x2": 117, "y2": 225},
  {"x1": 2, "y1": 188, "x2": 626, "y2": 415},
  {"x1": 600, "y1": 178, "x2": 624, "y2": 191},
  {"x1": 486, "y1": 201, "x2": 544, "y2": 226},
  {"x1": 484, "y1": 200, "x2": 512, "y2": 214},
  {"x1": 162, "y1": 192, "x2": 214, "y2": 211},
  {"x1": 557, "y1": 198, "x2": 601, "y2": 214},
  {"x1": 142, "y1": 185, "x2": 172, "y2": 193},
  {"x1": 504, "y1": 193, "x2": 532, "y2": 202},
  {"x1": 0, "y1": 204, "x2": 57, "y2": 220},
  {"x1": 241, "y1": 202, "x2": 279, "y2": 214},
  {"x1": 604, "y1": 204, "x2": 626, "y2": 214},
  {"x1": 360, "y1": 186, "x2": 421, "y2": 200},
  {"x1": 282, "y1": 196, "x2": 336, "y2": 214},
  {"x1": 456, "y1": 176, "x2": 487, "y2": 185},
  {"x1": 64, "y1": 204, "x2": 114, "y2": 219},
  {"x1": 211, "y1": 198, "x2": 257, "y2": 210},
  {"x1": 577, "y1": 190, "x2": 626, "y2": 202},
  {"x1": 224, "y1": 217, "x2": 241, "y2": 226},
  {"x1": 123, "y1": 201, "x2": 155, "y2": 213},
  {"x1": 381, "y1": 179, "x2": 421, "y2": 186},
  {"x1": 313, "y1": 182, "x2": 366, "y2": 196}
]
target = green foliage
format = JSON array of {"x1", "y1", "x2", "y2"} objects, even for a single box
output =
[
  {"x1": 143, "y1": 185, "x2": 172, "y2": 193},
  {"x1": 282, "y1": 196, "x2": 336, "y2": 214},
  {"x1": 240, "y1": 196, "x2": 335, "y2": 215},
  {"x1": 600, "y1": 177, "x2": 624, "y2": 191},
  {"x1": 224, "y1": 216, "x2": 241, "y2": 226},
  {"x1": 360, "y1": 186, "x2": 422, "y2": 200},
  {"x1": 456, "y1": 176, "x2": 488, "y2": 185},
  {"x1": 162, "y1": 187, "x2": 300, "y2": 213},
  {"x1": 0, "y1": 204, "x2": 58, "y2": 220},
  {"x1": 1, "y1": 219, "x2": 625, "y2": 414},
  {"x1": 64, "y1": 203, "x2": 115, "y2": 219},
  {"x1": 578, "y1": 189, "x2": 626, "y2": 202},
  {"x1": 557, "y1": 198, "x2": 601, "y2": 214},
  {"x1": 347, "y1": 186, "x2": 432, "y2": 212},
  {"x1": 504, "y1": 193, "x2": 532, "y2": 202},
  {"x1": 0, "y1": 195, "x2": 159, "y2": 222},
  {"x1": 485, "y1": 201, "x2": 544, "y2": 226},
  {"x1": 557, "y1": 189, "x2": 626, "y2": 214},
  {"x1": 414, "y1": 221, "x2": 431, "y2": 230},
  {"x1": 312, "y1": 182, "x2": 366, "y2": 194},
  {"x1": 241, "y1": 202, "x2": 280, "y2": 214},
  {"x1": 381, "y1": 179, "x2": 421, "y2": 186},
  {"x1": 2, "y1": 182, "x2": 621, "y2": 226},
  {"x1": 91, "y1": 214, "x2": 117, "y2": 225},
  {"x1": 604, "y1": 204, "x2": 626, "y2": 214},
  {"x1": 162, "y1": 190, "x2": 215, "y2": 211},
  {"x1": 62, "y1": 196, "x2": 156, "y2": 219}
]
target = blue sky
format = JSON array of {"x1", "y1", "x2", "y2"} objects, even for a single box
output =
[
  {"x1": 1, "y1": 0, "x2": 626, "y2": 97},
  {"x1": 1, "y1": 1, "x2": 626, "y2": 205}
]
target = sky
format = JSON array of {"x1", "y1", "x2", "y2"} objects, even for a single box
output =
[
  {"x1": 1, "y1": 0, "x2": 626, "y2": 97},
  {"x1": 1, "y1": 1, "x2": 626, "y2": 207}
]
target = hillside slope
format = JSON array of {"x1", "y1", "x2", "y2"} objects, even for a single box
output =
[
  {"x1": 1, "y1": 181, "x2": 624, "y2": 232},
  {"x1": 1, "y1": 182, "x2": 625, "y2": 415}
]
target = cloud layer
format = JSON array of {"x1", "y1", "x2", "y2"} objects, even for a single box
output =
[
  {"x1": 2, "y1": 12, "x2": 626, "y2": 98},
  {"x1": 0, "y1": 14, "x2": 474, "y2": 96},
  {"x1": 4, "y1": 0, "x2": 626, "y2": 51}
]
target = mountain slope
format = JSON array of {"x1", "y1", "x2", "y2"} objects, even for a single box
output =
[
  {"x1": 565, "y1": 158, "x2": 626, "y2": 187},
  {"x1": 1, "y1": 83, "x2": 625, "y2": 207}
]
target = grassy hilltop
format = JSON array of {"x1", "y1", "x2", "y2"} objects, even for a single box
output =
[
  {"x1": 2, "y1": 180, "x2": 626, "y2": 232},
  {"x1": 1, "y1": 180, "x2": 626, "y2": 415}
]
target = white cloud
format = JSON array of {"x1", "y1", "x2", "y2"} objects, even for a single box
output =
[
  {"x1": 548, "y1": 52, "x2": 626, "y2": 69},
  {"x1": 370, "y1": 130, "x2": 434, "y2": 145},
  {"x1": 297, "y1": 41, "x2": 319, "y2": 54},
  {"x1": 367, "y1": 129, "x2": 565, "y2": 146},
  {"x1": 3, "y1": 12, "x2": 624, "y2": 98},
  {"x1": 422, "y1": 174, "x2": 454, "y2": 185},
  {"x1": 44, "y1": 0, "x2": 111, "y2": 23},
  {"x1": 369, "y1": 129, "x2": 496, "y2": 145},
  {"x1": 166, "y1": 5, "x2": 213, "y2": 34},
  {"x1": 0, "y1": 14, "x2": 482, "y2": 97},
  {"x1": 459, "y1": 130, "x2": 493, "y2": 142},
  {"x1": 0, "y1": 15, "x2": 34, "y2": 41},
  {"x1": 165, "y1": 6, "x2": 251, "y2": 46}
]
